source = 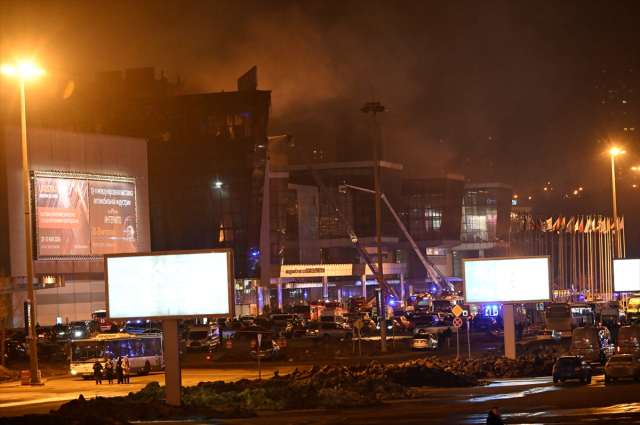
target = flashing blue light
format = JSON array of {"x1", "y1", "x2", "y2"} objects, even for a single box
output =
[
  {"x1": 251, "y1": 251, "x2": 259, "y2": 257},
  {"x1": 389, "y1": 300, "x2": 395, "y2": 306},
  {"x1": 136, "y1": 320, "x2": 142, "y2": 323}
]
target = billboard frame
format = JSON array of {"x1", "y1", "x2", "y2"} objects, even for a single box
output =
[
  {"x1": 104, "y1": 248, "x2": 235, "y2": 321},
  {"x1": 462, "y1": 255, "x2": 552, "y2": 305},
  {"x1": 613, "y1": 258, "x2": 640, "y2": 293},
  {"x1": 32, "y1": 170, "x2": 138, "y2": 260}
]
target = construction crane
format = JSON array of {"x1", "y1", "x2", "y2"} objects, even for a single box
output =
[
  {"x1": 286, "y1": 135, "x2": 399, "y2": 302},
  {"x1": 339, "y1": 183, "x2": 455, "y2": 297}
]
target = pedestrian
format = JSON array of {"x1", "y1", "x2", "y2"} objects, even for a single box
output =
[
  {"x1": 517, "y1": 322, "x2": 524, "y2": 341},
  {"x1": 437, "y1": 331, "x2": 443, "y2": 348},
  {"x1": 486, "y1": 406, "x2": 504, "y2": 425},
  {"x1": 92, "y1": 360, "x2": 103, "y2": 385},
  {"x1": 116, "y1": 356, "x2": 124, "y2": 384},
  {"x1": 123, "y1": 356, "x2": 131, "y2": 384},
  {"x1": 443, "y1": 327, "x2": 453, "y2": 348},
  {"x1": 104, "y1": 357, "x2": 114, "y2": 384}
]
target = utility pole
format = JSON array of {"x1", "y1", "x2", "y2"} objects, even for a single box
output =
[{"x1": 361, "y1": 101, "x2": 388, "y2": 352}]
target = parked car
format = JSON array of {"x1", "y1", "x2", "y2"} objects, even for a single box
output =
[
  {"x1": 604, "y1": 354, "x2": 640, "y2": 382},
  {"x1": 3, "y1": 340, "x2": 27, "y2": 364},
  {"x1": 67, "y1": 320, "x2": 101, "y2": 339},
  {"x1": 233, "y1": 325, "x2": 278, "y2": 340},
  {"x1": 536, "y1": 330, "x2": 561, "y2": 342},
  {"x1": 250, "y1": 339, "x2": 280, "y2": 360},
  {"x1": 474, "y1": 316, "x2": 495, "y2": 332},
  {"x1": 411, "y1": 333, "x2": 438, "y2": 351},
  {"x1": 37, "y1": 342, "x2": 68, "y2": 362},
  {"x1": 306, "y1": 322, "x2": 353, "y2": 341},
  {"x1": 186, "y1": 325, "x2": 211, "y2": 352},
  {"x1": 552, "y1": 356, "x2": 592, "y2": 384},
  {"x1": 571, "y1": 326, "x2": 615, "y2": 364},
  {"x1": 414, "y1": 321, "x2": 458, "y2": 335}
]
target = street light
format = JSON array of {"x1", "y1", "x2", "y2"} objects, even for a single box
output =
[
  {"x1": 361, "y1": 101, "x2": 388, "y2": 352},
  {"x1": 1, "y1": 63, "x2": 45, "y2": 385},
  {"x1": 609, "y1": 147, "x2": 625, "y2": 259}
]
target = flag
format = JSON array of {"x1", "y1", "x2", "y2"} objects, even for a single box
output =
[
  {"x1": 593, "y1": 219, "x2": 600, "y2": 233},
  {"x1": 553, "y1": 218, "x2": 560, "y2": 232},
  {"x1": 611, "y1": 219, "x2": 615, "y2": 230},
  {"x1": 529, "y1": 215, "x2": 535, "y2": 230},
  {"x1": 620, "y1": 216, "x2": 624, "y2": 230},
  {"x1": 585, "y1": 218, "x2": 591, "y2": 233},
  {"x1": 546, "y1": 217, "x2": 553, "y2": 232},
  {"x1": 566, "y1": 217, "x2": 574, "y2": 233},
  {"x1": 575, "y1": 217, "x2": 580, "y2": 233},
  {"x1": 579, "y1": 218, "x2": 584, "y2": 233},
  {"x1": 560, "y1": 216, "x2": 566, "y2": 231},
  {"x1": 537, "y1": 219, "x2": 543, "y2": 231}
]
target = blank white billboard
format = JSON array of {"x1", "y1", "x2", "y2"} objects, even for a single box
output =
[
  {"x1": 613, "y1": 259, "x2": 640, "y2": 292},
  {"x1": 105, "y1": 249, "x2": 233, "y2": 320},
  {"x1": 463, "y1": 256, "x2": 551, "y2": 304}
]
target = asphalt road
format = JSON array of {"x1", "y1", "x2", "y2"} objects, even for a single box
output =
[{"x1": 4, "y1": 368, "x2": 640, "y2": 424}]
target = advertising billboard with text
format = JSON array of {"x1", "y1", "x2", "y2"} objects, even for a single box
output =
[
  {"x1": 34, "y1": 172, "x2": 137, "y2": 258},
  {"x1": 105, "y1": 250, "x2": 234, "y2": 320},
  {"x1": 463, "y1": 256, "x2": 551, "y2": 304},
  {"x1": 89, "y1": 180, "x2": 137, "y2": 255},
  {"x1": 35, "y1": 177, "x2": 91, "y2": 256},
  {"x1": 613, "y1": 259, "x2": 640, "y2": 292}
]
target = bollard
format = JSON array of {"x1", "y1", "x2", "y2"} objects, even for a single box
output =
[
  {"x1": 251, "y1": 340, "x2": 257, "y2": 348},
  {"x1": 21, "y1": 370, "x2": 41, "y2": 385},
  {"x1": 225, "y1": 340, "x2": 233, "y2": 349}
]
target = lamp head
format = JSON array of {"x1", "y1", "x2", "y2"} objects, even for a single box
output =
[
  {"x1": 1, "y1": 63, "x2": 45, "y2": 78},
  {"x1": 610, "y1": 147, "x2": 625, "y2": 155}
]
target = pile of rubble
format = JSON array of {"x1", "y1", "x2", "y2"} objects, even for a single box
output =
[{"x1": 3, "y1": 391, "x2": 255, "y2": 425}]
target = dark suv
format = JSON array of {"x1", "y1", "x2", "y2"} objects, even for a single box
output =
[{"x1": 552, "y1": 356, "x2": 592, "y2": 384}]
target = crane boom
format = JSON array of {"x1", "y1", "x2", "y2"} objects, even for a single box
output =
[
  {"x1": 341, "y1": 184, "x2": 455, "y2": 296},
  {"x1": 286, "y1": 136, "x2": 399, "y2": 301}
]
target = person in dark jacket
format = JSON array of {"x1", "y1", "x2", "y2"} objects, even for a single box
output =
[
  {"x1": 443, "y1": 327, "x2": 453, "y2": 348},
  {"x1": 92, "y1": 360, "x2": 102, "y2": 385},
  {"x1": 104, "y1": 357, "x2": 114, "y2": 384},
  {"x1": 487, "y1": 407, "x2": 504, "y2": 425},
  {"x1": 116, "y1": 357, "x2": 124, "y2": 384}
]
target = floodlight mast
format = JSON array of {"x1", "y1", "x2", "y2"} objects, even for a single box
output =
[
  {"x1": 286, "y1": 135, "x2": 399, "y2": 302},
  {"x1": 339, "y1": 183, "x2": 455, "y2": 297}
]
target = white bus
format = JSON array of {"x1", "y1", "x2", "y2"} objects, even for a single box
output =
[{"x1": 70, "y1": 333, "x2": 164, "y2": 379}]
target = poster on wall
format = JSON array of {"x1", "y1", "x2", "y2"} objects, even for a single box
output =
[
  {"x1": 35, "y1": 177, "x2": 91, "y2": 256},
  {"x1": 89, "y1": 180, "x2": 138, "y2": 255}
]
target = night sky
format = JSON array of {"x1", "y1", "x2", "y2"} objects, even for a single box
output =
[{"x1": 1, "y1": 0, "x2": 639, "y2": 255}]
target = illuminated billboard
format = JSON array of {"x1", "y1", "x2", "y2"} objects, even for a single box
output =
[
  {"x1": 104, "y1": 250, "x2": 234, "y2": 320},
  {"x1": 34, "y1": 172, "x2": 137, "y2": 259},
  {"x1": 463, "y1": 256, "x2": 551, "y2": 304},
  {"x1": 89, "y1": 180, "x2": 137, "y2": 255},
  {"x1": 35, "y1": 177, "x2": 91, "y2": 256},
  {"x1": 613, "y1": 259, "x2": 640, "y2": 292}
]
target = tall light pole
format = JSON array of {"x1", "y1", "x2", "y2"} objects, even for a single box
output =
[
  {"x1": 361, "y1": 101, "x2": 388, "y2": 352},
  {"x1": 1, "y1": 63, "x2": 45, "y2": 385},
  {"x1": 609, "y1": 148, "x2": 624, "y2": 259}
]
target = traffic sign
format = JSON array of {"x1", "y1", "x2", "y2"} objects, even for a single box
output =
[
  {"x1": 453, "y1": 317, "x2": 463, "y2": 328},
  {"x1": 452, "y1": 304, "x2": 464, "y2": 317},
  {"x1": 353, "y1": 319, "x2": 364, "y2": 331}
]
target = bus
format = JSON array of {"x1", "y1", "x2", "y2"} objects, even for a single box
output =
[
  {"x1": 70, "y1": 333, "x2": 164, "y2": 380},
  {"x1": 545, "y1": 303, "x2": 595, "y2": 337}
]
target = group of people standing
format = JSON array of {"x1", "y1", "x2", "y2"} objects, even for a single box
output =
[{"x1": 93, "y1": 356, "x2": 131, "y2": 385}]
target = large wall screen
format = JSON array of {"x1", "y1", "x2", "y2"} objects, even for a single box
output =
[
  {"x1": 613, "y1": 259, "x2": 640, "y2": 292},
  {"x1": 34, "y1": 172, "x2": 137, "y2": 259},
  {"x1": 105, "y1": 250, "x2": 233, "y2": 320},
  {"x1": 463, "y1": 256, "x2": 551, "y2": 304}
]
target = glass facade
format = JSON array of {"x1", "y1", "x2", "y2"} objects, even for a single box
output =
[{"x1": 461, "y1": 185, "x2": 512, "y2": 243}]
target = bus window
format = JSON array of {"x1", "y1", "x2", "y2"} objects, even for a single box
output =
[
  {"x1": 105, "y1": 341, "x2": 121, "y2": 359},
  {"x1": 149, "y1": 338, "x2": 160, "y2": 355},
  {"x1": 72, "y1": 344, "x2": 103, "y2": 362}
]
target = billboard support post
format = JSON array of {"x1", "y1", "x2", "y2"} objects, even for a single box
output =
[
  {"x1": 467, "y1": 321, "x2": 471, "y2": 358},
  {"x1": 163, "y1": 319, "x2": 181, "y2": 406},
  {"x1": 503, "y1": 304, "x2": 516, "y2": 359}
]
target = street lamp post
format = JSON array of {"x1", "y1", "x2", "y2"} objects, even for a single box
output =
[
  {"x1": 1, "y1": 63, "x2": 45, "y2": 385},
  {"x1": 609, "y1": 148, "x2": 625, "y2": 259},
  {"x1": 361, "y1": 101, "x2": 388, "y2": 352}
]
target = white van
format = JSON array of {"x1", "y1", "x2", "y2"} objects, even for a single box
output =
[{"x1": 186, "y1": 325, "x2": 211, "y2": 353}]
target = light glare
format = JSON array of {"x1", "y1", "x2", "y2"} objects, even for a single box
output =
[{"x1": 1, "y1": 66, "x2": 16, "y2": 75}]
